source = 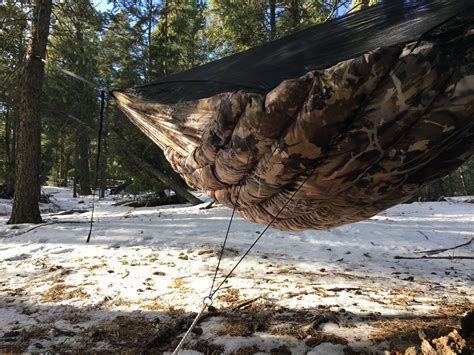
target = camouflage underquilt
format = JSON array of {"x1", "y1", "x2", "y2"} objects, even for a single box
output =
[{"x1": 113, "y1": 24, "x2": 474, "y2": 231}]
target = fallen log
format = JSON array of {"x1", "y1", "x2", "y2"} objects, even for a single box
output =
[
  {"x1": 394, "y1": 255, "x2": 474, "y2": 260},
  {"x1": 122, "y1": 150, "x2": 203, "y2": 206},
  {"x1": 110, "y1": 180, "x2": 132, "y2": 195},
  {"x1": 114, "y1": 194, "x2": 182, "y2": 207},
  {"x1": 113, "y1": 128, "x2": 203, "y2": 206}
]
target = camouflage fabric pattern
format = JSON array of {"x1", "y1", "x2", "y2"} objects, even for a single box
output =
[{"x1": 113, "y1": 24, "x2": 474, "y2": 231}]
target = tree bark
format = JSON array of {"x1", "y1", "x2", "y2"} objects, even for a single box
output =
[
  {"x1": 458, "y1": 166, "x2": 469, "y2": 195},
  {"x1": 288, "y1": 0, "x2": 300, "y2": 32},
  {"x1": 436, "y1": 179, "x2": 446, "y2": 199},
  {"x1": 161, "y1": 0, "x2": 169, "y2": 76},
  {"x1": 4, "y1": 107, "x2": 12, "y2": 181},
  {"x1": 8, "y1": 0, "x2": 52, "y2": 224},
  {"x1": 76, "y1": 129, "x2": 92, "y2": 195},
  {"x1": 146, "y1": 0, "x2": 153, "y2": 81},
  {"x1": 74, "y1": 26, "x2": 92, "y2": 196},
  {"x1": 6, "y1": 0, "x2": 28, "y2": 188},
  {"x1": 99, "y1": 97, "x2": 110, "y2": 199},
  {"x1": 269, "y1": 0, "x2": 276, "y2": 41},
  {"x1": 58, "y1": 135, "x2": 67, "y2": 186}
]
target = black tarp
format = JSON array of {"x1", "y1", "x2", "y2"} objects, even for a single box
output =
[{"x1": 122, "y1": 0, "x2": 473, "y2": 104}]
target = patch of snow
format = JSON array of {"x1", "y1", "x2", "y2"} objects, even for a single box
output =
[
  {"x1": 0, "y1": 187, "x2": 472, "y2": 353},
  {"x1": 308, "y1": 343, "x2": 346, "y2": 354}
]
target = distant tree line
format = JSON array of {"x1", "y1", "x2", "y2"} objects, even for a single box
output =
[{"x1": 0, "y1": 0, "x2": 472, "y2": 222}]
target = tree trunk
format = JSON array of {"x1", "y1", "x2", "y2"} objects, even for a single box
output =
[
  {"x1": 73, "y1": 175, "x2": 78, "y2": 198},
  {"x1": 458, "y1": 166, "x2": 469, "y2": 195},
  {"x1": 288, "y1": 0, "x2": 300, "y2": 32},
  {"x1": 436, "y1": 179, "x2": 446, "y2": 199},
  {"x1": 146, "y1": 0, "x2": 153, "y2": 81},
  {"x1": 161, "y1": 0, "x2": 169, "y2": 76},
  {"x1": 99, "y1": 92, "x2": 110, "y2": 199},
  {"x1": 4, "y1": 106, "x2": 12, "y2": 181},
  {"x1": 64, "y1": 148, "x2": 71, "y2": 187},
  {"x1": 8, "y1": 0, "x2": 52, "y2": 224},
  {"x1": 76, "y1": 130, "x2": 92, "y2": 195},
  {"x1": 59, "y1": 135, "x2": 67, "y2": 186},
  {"x1": 123, "y1": 149, "x2": 203, "y2": 206},
  {"x1": 6, "y1": 0, "x2": 27, "y2": 188},
  {"x1": 72, "y1": 25, "x2": 93, "y2": 196},
  {"x1": 269, "y1": 0, "x2": 276, "y2": 41}
]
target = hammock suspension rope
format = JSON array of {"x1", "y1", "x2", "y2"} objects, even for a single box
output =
[{"x1": 172, "y1": 170, "x2": 314, "y2": 353}]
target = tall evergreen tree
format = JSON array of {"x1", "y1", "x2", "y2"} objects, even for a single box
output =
[
  {"x1": 2, "y1": 0, "x2": 472, "y2": 207},
  {"x1": 98, "y1": 1, "x2": 206, "y2": 200},
  {"x1": 0, "y1": 0, "x2": 29, "y2": 190},
  {"x1": 43, "y1": 0, "x2": 102, "y2": 195},
  {"x1": 204, "y1": 1, "x2": 343, "y2": 58},
  {"x1": 149, "y1": 0, "x2": 206, "y2": 77},
  {"x1": 8, "y1": 0, "x2": 52, "y2": 224}
]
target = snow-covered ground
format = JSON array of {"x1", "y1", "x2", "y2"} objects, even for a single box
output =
[{"x1": 0, "y1": 187, "x2": 472, "y2": 354}]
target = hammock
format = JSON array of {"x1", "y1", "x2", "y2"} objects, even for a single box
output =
[{"x1": 112, "y1": 0, "x2": 474, "y2": 231}]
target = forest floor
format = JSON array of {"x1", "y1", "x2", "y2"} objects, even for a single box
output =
[{"x1": 0, "y1": 188, "x2": 473, "y2": 354}]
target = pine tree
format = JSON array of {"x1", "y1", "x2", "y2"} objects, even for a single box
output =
[
  {"x1": 43, "y1": 0, "x2": 102, "y2": 196},
  {"x1": 8, "y1": 0, "x2": 52, "y2": 224},
  {"x1": 350, "y1": 0, "x2": 378, "y2": 12},
  {"x1": 0, "y1": 1, "x2": 29, "y2": 191}
]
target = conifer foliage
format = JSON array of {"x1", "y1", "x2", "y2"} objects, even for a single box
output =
[{"x1": 1, "y1": 0, "x2": 472, "y2": 223}]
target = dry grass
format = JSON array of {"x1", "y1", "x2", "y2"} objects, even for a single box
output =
[
  {"x1": 62, "y1": 313, "x2": 91, "y2": 324},
  {"x1": 82, "y1": 315, "x2": 161, "y2": 349},
  {"x1": 1, "y1": 325, "x2": 50, "y2": 353},
  {"x1": 197, "y1": 249, "x2": 216, "y2": 256},
  {"x1": 2, "y1": 297, "x2": 470, "y2": 354},
  {"x1": 113, "y1": 296, "x2": 168, "y2": 311},
  {"x1": 113, "y1": 297, "x2": 137, "y2": 307},
  {"x1": 82, "y1": 313, "x2": 198, "y2": 351},
  {"x1": 3, "y1": 247, "x2": 472, "y2": 354},
  {"x1": 369, "y1": 317, "x2": 458, "y2": 339},
  {"x1": 429, "y1": 301, "x2": 473, "y2": 317},
  {"x1": 368, "y1": 316, "x2": 462, "y2": 353},
  {"x1": 270, "y1": 322, "x2": 348, "y2": 347},
  {"x1": 40, "y1": 268, "x2": 73, "y2": 283},
  {"x1": 388, "y1": 288, "x2": 427, "y2": 297},
  {"x1": 271, "y1": 323, "x2": 307, "y2": 338},
  {"x1": 140, "y1": 297, "x2": 162, "y2": 311},
  {"x1": 170, "y1": 277, "x2": 189, "y2": 289},
  {"x1": 332, "y1": 272, "x2": 370, "y2": 281},
  {"x1": 216, "y1": 288, "x2": 240, "y2": 304},
  {"x1": 166, "y1": 305, "x2": 186, "y2": 315},
  {"x1": 363, "y1": 300, "x2": 472, "y2": 351},
  {"x1": 276, "y1": 266, "x2": 297, "y2": 274},
  {"x1": 285, "y1": 288, "x2": 330, "y2": 299},
  {"x1": 40, "y1": 284, "x2": 88, "y2": 302},
  {"x1": 217, "y1": 321, "x2": 254, "y2": 336},
  {"x1": 84, "y1": 262, "x2": 107, "y2": 271}
]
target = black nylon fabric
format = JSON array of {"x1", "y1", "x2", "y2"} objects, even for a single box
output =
[{"x1": 120, "y1": 0, "x2": 473, "y2": 104}]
